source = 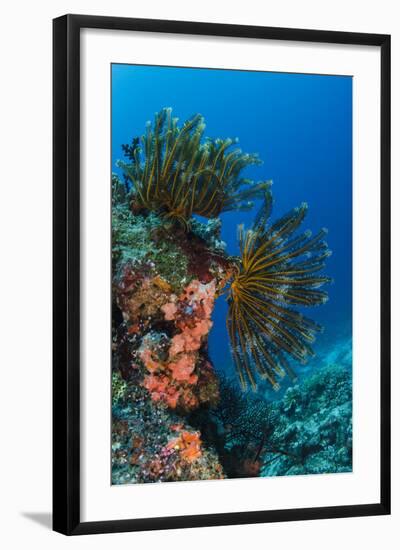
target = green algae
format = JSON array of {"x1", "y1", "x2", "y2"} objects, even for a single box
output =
[
  {"x1": 112, "y1": 202, "x2": 190, "y2": 293},
  {"x1": 112, "y1": 370, "x2": 128, "y2": 407}
]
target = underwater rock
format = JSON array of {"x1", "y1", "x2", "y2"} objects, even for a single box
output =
[
  {"x1": 188, "y1": 373, "x2": 274, "y2": 478},
  {"x1": 112, "y1": 197, "x2": 232, "y2": 481},
  {"x1": 191, "y1": 362, "x2": 352, "y2": 479},
  {"x1": 112, "y1": 372, "x2": 224, "y2": 484},
  {"x1": 113, "y1": 199, "x2": 233, "y2": 415},
  {"x1": 190, "y1": 217, "x2": 226, "y2": 253},
  {"x1": 261, "y1": 364, "x2": 352, "y2": 476}
]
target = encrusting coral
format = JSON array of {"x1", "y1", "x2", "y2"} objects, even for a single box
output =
[
  {"x1": 139, "y1": 278, "x2": 219, "y2": 411},
  {"x1": 113, "y1": 201, "x2": 229, "y2": 413},
  {"x1": 112, "y1": 374, "x2": 224, "y2": 484}
]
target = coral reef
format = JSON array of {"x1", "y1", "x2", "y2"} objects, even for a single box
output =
[
  {"x1": 191, "y1": 363, "x2": 352, "y2": 479},
  {"x1": 112, "y1": 191, "x2": 231, "y2": 414},
  {"x1": 111, "y1": 109, "x2": 343, "y2": 485},
  {"x1": 114, "y1": 111, "x2": 331, "y2": 393},
  {"x1": 189, "y1": 374, "x2": 276, "y2": 478},
  {"x1": 112, "y1": 373, "x2": 224, "y2": 484},
  {"x1": 261, "y1": 363, "x2": 352, "y2": 476},
  {"x1": 112, "y1": 176, "x2": 230, "y2": 481}
]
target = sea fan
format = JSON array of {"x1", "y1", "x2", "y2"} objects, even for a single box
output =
[
  {"x1": 227, "y1": 184, "x2": 331, "y2": 391},
  {"x1": 117, "y1": 108, "x2": 268, "y2": 229}
]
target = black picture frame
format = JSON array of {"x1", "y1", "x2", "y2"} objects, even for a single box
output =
[{"x1": 53, "y1": 14, "x2": 391, "y2": 536}]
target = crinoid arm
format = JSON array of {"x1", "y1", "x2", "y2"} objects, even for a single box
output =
[
  {"x1": 116, "y1": 108, "x2": 269, "y2": 227},
  {"x1": 227, "y1": 183, "x2": 331, "y2": 391}
]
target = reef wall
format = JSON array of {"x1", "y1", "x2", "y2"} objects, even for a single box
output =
[
  {"x1": 112, "y1": 197, "x2": 231, "y2": 483},
  {"x1": 110, "y1": 107, "x2": 350, "y2": 483}
]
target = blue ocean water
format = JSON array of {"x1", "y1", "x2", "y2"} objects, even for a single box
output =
[{"x1": 112, "y1": 64, "x2": 352, "y2": 393}]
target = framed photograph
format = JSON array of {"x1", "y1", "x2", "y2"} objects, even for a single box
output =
[{"x1": 53, "y1": 14, "x2": 390, "y2": 535}]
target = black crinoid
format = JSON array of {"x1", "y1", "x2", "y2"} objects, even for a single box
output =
[
  {"x1": 227, "y1": 183, "x2": 332, "y2": 391},
  {"x1": 117, "y1": 107, "x2": 269, "y2": 229},
  {"x1": 115, "y1": 108, "x2": 331, "y2": 391}
]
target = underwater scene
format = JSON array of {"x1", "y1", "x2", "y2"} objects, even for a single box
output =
[{"x1": 111, "y1": 64, "x2": 352, "y2": 483}]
